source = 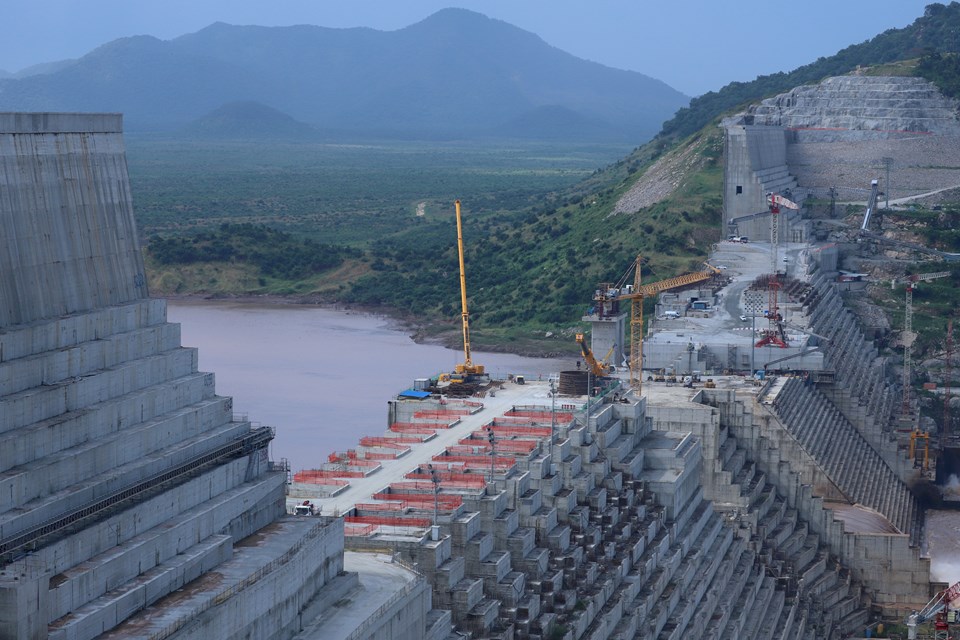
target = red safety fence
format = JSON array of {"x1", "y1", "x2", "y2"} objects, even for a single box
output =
[
  {"x1": 294, "y1": 469, "x2": 364, "y2": 480},
  {"x1": 333, "y1": 453, "x2": 380, "y2": 467},
  {"x1": 344, "y1": 523, "x2": 377, "y2": 537},
  {"x1": 504, "y1": 410, "x2": 574, "y2": 422},
  {"x1": 371, "y1": 493, "x2": 465, "y2": 509},
  {"x1": 355, "y1": 502, "x2": 406, "y2": 512},
  {"x1": 389, "y1": 424, "x2": 439, "y2": 435},
  {"x1": 414, "y1": 409, "x2": 471, "y2": 418},
  {"x1": 359, "y1": 437, "x2": 419, "y2": 448},
  {"x1": 448, "y1": 441, "x2": 536, "y2": 454},
  {"x1": 405, "y1": 470, "x2": 488, "y2": 484},
  {"x1": 390, "y1": 477, "x2": 487, "y2": 491},
  {"x1": 345, "y1": 515, "x2": 432, "y2": 528},
  {"x1": 483, "y1": 425, "x2": 553, "y2": 438},
  {"x1": 391, "y1": 421, "x2": 452, "y2": 430}
]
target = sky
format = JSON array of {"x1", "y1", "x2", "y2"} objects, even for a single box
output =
[{"x1": 0, "y1": 0, "x2": 937, "y2": 96}]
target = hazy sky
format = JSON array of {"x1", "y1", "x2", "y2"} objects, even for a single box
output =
[{"x1": 1, "y1": 0, "x2": 936, "y2": 95}]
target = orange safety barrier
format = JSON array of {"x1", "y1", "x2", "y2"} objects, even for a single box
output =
[
  {"x1": 292, "y1": 476, "x2": 350, "y2": 486},
  {"x1": 390, "y1": 478, "x2": 487, "y2": 491},
  {"x1": 344, "y1": 523, "x2": 377, "y2": 537},
  {"x1": 355, "y1": 502, "x2": 406, "y2": 512},
  {"x1": 346, "y1": 515, "x2": 432, "y2": 528},
  {"x1": 391, "y1": 421, "x2": 451, "y2": 430},
  {"x1": 360, "y1": 436, "x2": 420, "y2": 447},
  {"x1": 433, "y1": 453, "x2": 515, "y2": 465},
  {"x1": 356, "y1": 451, "x2": 399, "y2": 460},
  {"x1": 389, "y1": 424, "x2": 439, "y2": 434},
  {"x1": 405, "y1": 470, "x2": 488, "y2": 483},
  {"x1": 482, "y1": 425, "x2": 552, "y2": 438},
  {"x1": 414, "y1": 409, "x2": 470, "y2": 418},
  {"x1": 294, "y1": 469, "x2": 364, "y2": 480},
  {"x1": 504, "y1": 410, "x2": 574, "y2": 422},
  {"x1": 372, "y1": 493, "x2": 464, "y2": 508}
]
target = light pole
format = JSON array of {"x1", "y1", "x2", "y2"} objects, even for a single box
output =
[
  {"x1": 487, "y1": 427, "x2": 496, "y2": 487},
  {"x1": 751, "y1": 314, "x2": 756, "y2": 378},
  {"x1": 883, "y1": 156, "x2": 894, "y2": 208},
  {"x1": 428, "y1": 463, "x2": 440, "y2": 540}
]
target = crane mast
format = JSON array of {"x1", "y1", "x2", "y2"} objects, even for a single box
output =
[
  {"x1": 893, "y1": 271, "x2": 950, "y2": 424},
  {"x1": 454, "y1": 200, "x2": 483, "y2": 376}
]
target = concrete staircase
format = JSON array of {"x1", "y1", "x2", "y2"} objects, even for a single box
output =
[
  {"x1": 0, "y1": 298, "x2": 308, "y2": 640},
  {"x1": 745, "y1": 76, "x2": 960, "y2": 139}
]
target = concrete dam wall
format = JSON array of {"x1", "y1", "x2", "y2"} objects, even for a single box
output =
[
  {"x1": 0, "y1": 113, "x2": 147, "y2": 327},
  {"x1": 0, "y1": 115, "x2": 388, "y2": 640}
]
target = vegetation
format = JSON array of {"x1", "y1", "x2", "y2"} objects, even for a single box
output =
[
  {"x1": 916, "y1": 50, "x2": 960, "y2": 96},
  {"x1": 148, "y1": 223, "x2": 357, "y2": 280}
]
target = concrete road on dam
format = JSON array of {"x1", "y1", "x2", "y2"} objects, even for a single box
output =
[{"x1": 290, "y1": 380, "x2": 568, "y2": 518}]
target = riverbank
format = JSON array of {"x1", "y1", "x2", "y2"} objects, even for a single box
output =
[{"x1": 156, "y1": 293, "x2": 578, "y2": 358}]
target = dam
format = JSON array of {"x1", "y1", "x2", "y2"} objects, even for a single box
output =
[{"x1": 1, "y1": 93, "x2": 953, "y2": 639}]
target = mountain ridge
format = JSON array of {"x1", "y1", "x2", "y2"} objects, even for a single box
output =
[{"x1": 0, "y1": 9, "x2": 689, "y2": 141}]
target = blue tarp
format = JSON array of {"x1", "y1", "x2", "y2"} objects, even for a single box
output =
[{"x1": 398, "y1": 389, "x2": 431, "y2": 399}]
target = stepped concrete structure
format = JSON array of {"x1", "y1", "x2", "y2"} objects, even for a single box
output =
[
  {"x1": 723, "y1": 75, "x2": 960, "y2": 237},
  {"x1": 1, "y1": 107, "x2": 941, "y2": 640},
  {"x1": 0, "y1": 113, "x2": 430, "y2": 640}
]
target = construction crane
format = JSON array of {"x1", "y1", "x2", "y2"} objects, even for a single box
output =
[
  {"x1": 756, "y1": 193, "x2": 799, "y2": 349},
  {"x1": 892, "y1": 271, "x2": 951, "y2": 425},
  {"x1": 453, "y1": 200, "x2": 484, "y2": 377},
  {"x1": 575, "y1": 333, "x2": 613, "y2": 377},
  {"x1": 906, "y1": 580, "x2": 960, "y2": 640},
  {"x1": 945, "y1": 319, "x2": 954, "y2": 449},
  {"x1": 593, "y1": 255, "x2": 721, "y2": 392}
]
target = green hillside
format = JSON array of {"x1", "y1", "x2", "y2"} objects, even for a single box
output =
[{"x1": 143, "y1": 2, "x2": 960, "y2": 355}]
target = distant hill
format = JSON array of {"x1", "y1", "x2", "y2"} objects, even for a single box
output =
[
  {"x1": 0, "y1": 9, "x2": 689, "y2": 141},
  {"x1": 660, "y1": 1, "x2": 960, "y2": 140},
  {"x1": 182, "y1": 101, "x2": 318, "y2": 139}
]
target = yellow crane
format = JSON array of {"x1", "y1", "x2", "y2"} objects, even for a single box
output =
[
  {"x1": 597, "y1": 255, "x2": 720, "y2": 392},
  {"x1": 575, "y1": 333, "x2": 614, "y2": 377},
  {"x1": 453, "y1": 200, "x2": 484, "y2": 376}
]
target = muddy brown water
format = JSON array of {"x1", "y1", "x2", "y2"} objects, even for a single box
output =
[{"x1": 167, "y1": 300, "x2": 570, "y2": 472}]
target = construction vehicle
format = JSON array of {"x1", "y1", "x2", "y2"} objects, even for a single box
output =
[
  {"x1": 906, "y1": 580, "x2": 960, "y2": 639},
  {"x1": 575, "y1": 333, "x2": 613, "y2": 378},
  {"x1": 592, "y1": 256, "x2": 721, "y2": 392},
  {"x1": 452, "y1": 200, "x2": 484, "y2": 378}
]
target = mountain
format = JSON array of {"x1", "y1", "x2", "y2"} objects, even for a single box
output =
[
  {"x1": 0, "y1": 9, "x2": 689, "y2": 141},
  {"x1": 181, "y1": 101, "x2": 318, "y2": 139}
]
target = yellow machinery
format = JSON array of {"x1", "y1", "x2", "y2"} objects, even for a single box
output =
[
  {"x1": 453, "y1": 200, "x2": 484, "y2": 376},
  {"x1": 598, "y1": 255, "x2": 720, "y2": 392},
  {"x1": 575, "y1": 333, "x2": 613, "y2": 377},
  {"x1": 909, "y1": 428, "x2": 930, "y2": 471}
]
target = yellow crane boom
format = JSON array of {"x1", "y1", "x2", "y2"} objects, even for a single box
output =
[{"x1": 454, "y1": 200, "x2": 483, "y2": 376}]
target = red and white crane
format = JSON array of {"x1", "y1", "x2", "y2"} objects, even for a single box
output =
[{"x1": 906, "y1": 580, "x2": 960, "y2": 639}]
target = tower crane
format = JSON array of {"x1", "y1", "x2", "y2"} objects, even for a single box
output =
[
  {"x1": 593, "y1": 256, "x2": 721, "y2": 392},
  {"x1": 906, "y1": 580, "x2": 960, "y2": 640},
  {"x1": 453, "y1": 200, "x2": 484, "y2": 377},
  {"x1": 756, "y1": 192, "x2": 799, "y2": 349},
  {"x1": 892, "y1": 270, "x2": 950, "y2": 426}
]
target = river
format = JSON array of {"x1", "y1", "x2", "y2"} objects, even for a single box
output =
[{"x1": 166, "y1": 300, "x2": 571, "y2": 473}]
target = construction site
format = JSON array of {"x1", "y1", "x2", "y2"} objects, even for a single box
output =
[{"x1": 3, "y1": 73, "x2": 960, "y2": 640}]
